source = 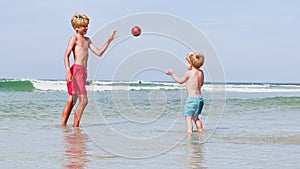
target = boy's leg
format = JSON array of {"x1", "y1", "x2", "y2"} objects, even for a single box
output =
[
  {"x1": 61, "y1": 96, "x2": 77, "y2": 126},
  {"x1": 192, "y1": 116, "x2": 203, "y2": 133},
  {"x1": 73, "y1": 94, "x2": 88, "y2": 127},
  {"x1": 185, "y1": 116, "x2": 193, "y2": 134}
]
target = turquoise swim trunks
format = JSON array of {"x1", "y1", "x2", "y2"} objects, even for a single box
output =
[{"x1": 183, "y1": 97, "x2": 204, "y2": 117}]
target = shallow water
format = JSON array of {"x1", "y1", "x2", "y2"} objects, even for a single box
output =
[{"x1": 0, "y1": 81, "x2": 300, "y2": 168}]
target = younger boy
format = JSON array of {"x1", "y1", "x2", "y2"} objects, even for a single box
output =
[
  {"x1": 61, "y1": 14, "x2": 117, "y2": 127},
  {"x1": 166, "y1": 52, "x2": 205, "y2": 134}
]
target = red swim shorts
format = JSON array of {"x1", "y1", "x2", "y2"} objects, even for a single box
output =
[{"x1": 67, "y1": 64, "x2": 87, "y2": 95}]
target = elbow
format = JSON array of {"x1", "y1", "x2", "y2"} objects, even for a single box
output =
[
  {"x1": 174, "y1": 78, "x2": 185, "y2": 84},
  {"x1": 97, "y1": 51, "x2": 104, "y2": 57},
  {"x1": 64, "y1": 56, "x2": 68, "y2": 62},
  {"x1": 175, "y1": 80, "x2": 184, "y2": 84}
]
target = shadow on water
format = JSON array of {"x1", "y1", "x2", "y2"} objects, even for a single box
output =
[
  {"x1": 62, "y1": 127, "x2": 90, "y2": 169},
  {"x1": 186, "y1": 133, "x2": 206, "y2": 169}
]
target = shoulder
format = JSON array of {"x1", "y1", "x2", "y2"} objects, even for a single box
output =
[
  {"x1": 84, "y1": 36, "x2": 90, "y2": 40},
  {"x1": 199, "y1": 69, "x2": 203, "y2": 74},
  {"x1": 198, "y1": 69, "x2": 204, "y2": 79},
  {"x1": 71, "y1": 35, "x2": 77, "y2": 40},
  {"x1": 83, "y1": 36, "x2": 91, "y2": 41},
  {"x1": 69, "y1": 35, "x2": 77, "y2": 42},
  {"x1": 85, "y1": 37, "x2": 92, "y2": 43},
  {"x1": 66, "y1": 35, "x2": 77, "y2": 47},
  {"x1": 184, "y1": 71, "x2": 191, "y2": 77}
]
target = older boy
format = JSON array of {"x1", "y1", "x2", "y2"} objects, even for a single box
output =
[
  {"x1": 61, "y1": 14, "x2": 117, "y2": 127},
  {"x1": 166, "y1": 52, "x2": 205, "y2": 134}
]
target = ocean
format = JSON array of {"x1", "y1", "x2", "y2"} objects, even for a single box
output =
[{"x1": 0, "y1": 79, "x2": 299, "y2": 169}]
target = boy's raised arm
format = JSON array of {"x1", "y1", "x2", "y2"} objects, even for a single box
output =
[
  {"x1": 89, "y1": 30, "x2": 117, "y2": 57},
  {"x1": 166, "y1": 70, "x2": 189, "y2": 84}
]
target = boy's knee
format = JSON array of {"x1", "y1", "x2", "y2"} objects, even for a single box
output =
[
  {"x1": 68, "y1": 98, "x2": 76, "y2": 105},
  {"x1": 81, "y1": 97, "x2": 88, "y2": 106},
  {"x1": 192, "y1": 117, "x2": 199, "y2": 121},
  {"x1": 84, "y1": 99, "x2": 88, "y2": 106}
]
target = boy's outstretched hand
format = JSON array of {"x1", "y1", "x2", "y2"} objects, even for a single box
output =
[
  {"x1": 109, "y1": 30, "x2": 117, "y2": 42},
  {"x1": 165, "y1": 69, "x2": 174, "y2": 76}
]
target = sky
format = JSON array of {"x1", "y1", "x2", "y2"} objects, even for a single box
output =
[{"x1": 0, "y1": 0, "x2": 299, "y2": 83}]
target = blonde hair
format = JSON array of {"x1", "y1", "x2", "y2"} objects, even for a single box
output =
[
  {"x1": 186, "y1": 52, "x2": 204, "y2": 69},
  {"x1": 71, "y1": 14, "x2": 89, "y2": 29}
]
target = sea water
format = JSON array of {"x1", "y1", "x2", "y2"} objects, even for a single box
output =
[{"x1": 0, "y1": 79, "x2": 299, "y2": 169}]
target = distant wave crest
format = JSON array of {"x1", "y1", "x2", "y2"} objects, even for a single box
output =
[
  {"x1": 0, "y1": 79, "x2": 35, "y2": 92},
  {"x1": 1, "y1": 79, "x2": 300, "y2": 93}
]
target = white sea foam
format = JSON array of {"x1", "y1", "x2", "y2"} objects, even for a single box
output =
[
  {"x1": 32, "y1": 80, "x2": 67, "y2": 91},
  {"x1": 31, "y1": 80, "x2": 300, "y2": 93}
]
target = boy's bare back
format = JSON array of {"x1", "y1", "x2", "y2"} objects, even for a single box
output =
[
  {"x1": 166, "y1": 52, "x2": 205, "y2": 97},
  {"x1": 185, "y1": 69, "x2": 204, "y2": 97}
]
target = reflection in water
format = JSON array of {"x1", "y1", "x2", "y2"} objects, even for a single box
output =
[
  {"x1": 62, "y1": 127, "x2": 89, "y2": 169},
  {"x1": 186, "y1": 133, "x2": 204, "y2": 169}
]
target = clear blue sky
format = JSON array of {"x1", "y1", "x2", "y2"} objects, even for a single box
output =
[{"x1": 1, "y1": 0, "x2": 299, "y2": 83}]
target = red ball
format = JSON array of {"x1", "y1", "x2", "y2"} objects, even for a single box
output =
[{"x1": 131, "y1": 26, "x2": 141, "y2": 36}]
